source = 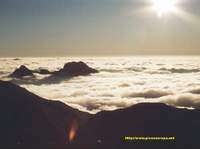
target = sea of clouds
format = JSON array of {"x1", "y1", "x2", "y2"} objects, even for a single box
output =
[{"x1": 1, "y1": 56, "x2": 200, "y2": 113}]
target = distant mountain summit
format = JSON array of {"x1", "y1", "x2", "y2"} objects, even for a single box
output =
[
  {"x1": 10, "y1": 65, "x2": 34, "y2": 78},
  {"x1": 53, "y1": 61, "x2": 98, "y2": 77},
  {"x1": 9, "y1": 61, "x2": 98, "y2": 79}
]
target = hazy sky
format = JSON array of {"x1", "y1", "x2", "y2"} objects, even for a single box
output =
[{"x1": 0, "y1": 0, "x2": 200, "y2": 56}]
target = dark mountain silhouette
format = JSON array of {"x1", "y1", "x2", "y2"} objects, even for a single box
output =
[
  {"x1": 77, "y1": 103, "x2": 200, "y2": 148},
  {"x1": 9, "y1": 61, "x2": 98, "y2": 80},
  {"x1": 33, "y1": 68, "x2": 53, "y2": 75},
  {"x1": 0, "y1": 80, "x2": 90, "y2": 148},
  {"x1": 10, "y1": 65, "x2": 34, "y2": 78},
  {"x1": 0, "y1": 80, "x2": 200, "y2": 148},
  {"x1": 52, "y1": 61, "x2": 98, "y2": 77},
  {"x1": 13, "y1": 58, "x2": 20, "y2": 61}
]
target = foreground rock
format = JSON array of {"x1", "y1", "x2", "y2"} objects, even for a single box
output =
[
  {"x1": 0, "y1": 80, "x2": 89, "y2": 148},
  {"x1": 78, "y1": 104, "x2": 200, "y2": 148},
  {"x1": 0, "y1": 80, "x2": 200, "y2": 148},
  {"x1": 10, "y1": 65, "x2": 34, "y2": 78},
  {"x1": 53, "y1": 61, "x2": 98, "y2": 77}
]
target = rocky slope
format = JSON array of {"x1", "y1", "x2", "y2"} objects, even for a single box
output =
[{"x1": 0, "y1": 80, "x2": 200, "y2": 148}]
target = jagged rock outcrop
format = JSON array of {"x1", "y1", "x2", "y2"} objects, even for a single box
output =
[
  {"x1": 10, "y1": 62, "x2": 98, "y2": 79},
  {"x1": 53, "y1": 61, "x2": 98, "y2": 77},
  {"x1": 9, "y1": 65, "x2": 34, "y2": 78}
]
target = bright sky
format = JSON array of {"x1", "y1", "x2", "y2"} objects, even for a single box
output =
[{"x1": 0, "y1": 0, "x2": 200, "y2": 56}]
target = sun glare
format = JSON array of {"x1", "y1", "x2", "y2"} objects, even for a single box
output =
[{"x1": 152, "y1": 0, "x2": 177, "y2": 17}]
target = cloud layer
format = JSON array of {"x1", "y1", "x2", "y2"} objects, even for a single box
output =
[{"x1": 1, "y1": 57, "x2": 200, "y2": 113}]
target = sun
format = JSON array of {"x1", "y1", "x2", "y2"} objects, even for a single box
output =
[{"x1": 152, "y1": 0, "x2": 177, "y2": 17}]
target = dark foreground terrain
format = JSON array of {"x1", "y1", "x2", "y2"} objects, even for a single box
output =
[{"x1": 0, "y1": 80, "x2": 200, "y2": 148}]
